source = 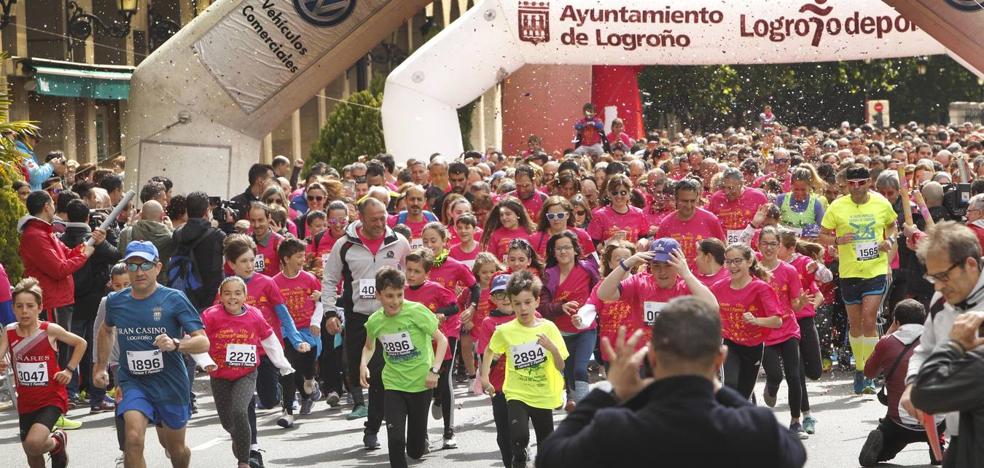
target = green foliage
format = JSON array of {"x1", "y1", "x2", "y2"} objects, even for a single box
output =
[
  {"x1": 308, "y1": 87, "x2": 385, "y2": 173},
  {"x1": 0, "y1": 67, "x2": 37, "y2": 282},
  {"x1": 640, "y1": 56, "x2": 983, "y2": 132}
]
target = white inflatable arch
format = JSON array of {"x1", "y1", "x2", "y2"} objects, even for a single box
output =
[{"x1": 382, "y1": 0, "x2": 974, "y2": 163}]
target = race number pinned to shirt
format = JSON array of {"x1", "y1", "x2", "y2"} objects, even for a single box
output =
[
  {"x1": 16, "y1": 361, "x2": 48, "y2": 387},
  {"x1": 727, "y1": 230, "x2": 744, "y2": 245},
  {"x1": 254, "y1": 254, "x2": 266, "y2": 272},
  {"x1": 379, "y1": 331, "x2": 415, "y2": 359},
  {"x1": 410, "y1": 238, "x2": 424, "y2": 250},
  {"x1": 510, "y1": 341, "x2": 547, "y2": 370},
  {"x1": 225, "y1": 344, "x2": 257, "y2": 367},
  {"x1": 321, "y1": 253, "x2": 330, "y2": 268},
  {"x1": 854, "y1": 241, "x2": 879, "y2": 261},
  {"x1": 126, "y1": 349, "x2": 164, "y2": 375},
  {"x1": 643, "y1": 301, "x2": 666, "y2": 326},
  {"x1": 359, "y1": 279, "x2": 376, "y2": 300}
]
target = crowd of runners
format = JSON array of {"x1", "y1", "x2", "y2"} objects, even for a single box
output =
[{"x1": 2, "y1": 109, "x2": 984, "y2": 467}]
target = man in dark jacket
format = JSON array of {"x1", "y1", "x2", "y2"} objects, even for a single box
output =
[
  {"x1": 60, "y1": 199, "x2": 119, "y2": 412},
  {"x1": 536, "y1": 297, "x2": 807, "y2": 468},
  {"x1": 171, "y1": 191, "x2": 225, "y2": 312}
]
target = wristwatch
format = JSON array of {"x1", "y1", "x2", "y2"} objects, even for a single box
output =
[{"x1": 430, "y1": 366, "x2": 441, "y2": 375}]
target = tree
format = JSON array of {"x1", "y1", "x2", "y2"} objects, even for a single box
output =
[
  {"x1": 0, "y1": 74, "x2": 39, "y2": 282},
  {"x1": 307, "y1": 86, "x2": 384, "y2": 172}
]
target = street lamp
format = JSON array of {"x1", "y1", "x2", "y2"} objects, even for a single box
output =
[
  {"x1": 0, "y1": 0, "x2": 16, "y2": 30},
  {"x1": 67, "y1": 0, "x2": 138, "y2": 41},
  {"x1": 916, "y1": 56, "x2": 928, "y2": 76}
]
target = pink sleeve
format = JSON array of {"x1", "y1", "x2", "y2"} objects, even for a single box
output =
[
  {"x1": 710, "y1": 213, "x2": 726, "y2": 240},
  {"x1": 618, "y1": 275, "x2": 638, "y2": 303},
  {"x1": 587, "y1": 214, "x2": 603, "y2": 241},
  {"x1": 786, "y1": 266, "x2": 802, "y2": 299},
  {"x1": 757, "y1": 282, "x2": 783, "y2": 317},
  {"x1": 267, "y1": 278, "x2": 287, "y2": 306},
  {"x1": 586, "y1": 285, "x2": 603, "y2": 308},
  {"x1": 459, "y1": 263, "x2": 477, "y2": 288}
]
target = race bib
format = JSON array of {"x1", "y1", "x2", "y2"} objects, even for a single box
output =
[
  {"x1": 510, "y1": 341, "x2": 547, "y2": 370},
  {"x1": 225, "y1": 344, "x2": 257, "y2": 367},
  {"x1": 410, "y1": 238, "x2": 424, "y2": 250},
  {"x1": 359, "y1": 279, "x2": 376, "y2": 300},
  {"x1": 379, "y1": 331, "x2": 415, "y2": 358},
  {"x1": 788, "y1": 227, "x2": 804, "y2": 237},
  {"x1": 726, "y1": 230, "x2": 744, "y2": 245},
  {"x1": 16, "y1": 361, "x2": 48, "y2": 387},
  {"x1": 126, "y1": 349, "x2": 164, "y2": 375},
  {"x1": 854, "y1": 241, "x2": 880, "y2": 262},
  {"x1": 643, "y1": 301, "x2": 666, "y2": 326},
  {"x1": 254, "y1": 254, "x2": 266, "y2": 272}
]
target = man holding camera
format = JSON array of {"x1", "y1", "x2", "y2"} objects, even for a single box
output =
[{"x1": 14, "y1": 128, "x2": 68, "y2": 191}]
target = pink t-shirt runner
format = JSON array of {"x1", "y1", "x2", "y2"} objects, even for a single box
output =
[
  {"x1": 618, "y1": 273, "x2": 691, "y2": 347},
  {"x1": 711, "y1": 278, "x2": 782, "y2": 347},
  {"x1": 201, "y1": 304, "x2": 274, "y2": 381},
  {"x1": 448, "y1": 225, "x2": 483, "y2": 247},
  {"x1": 696, "y1": 267, "x2": 730, "y2": 288},
  {"x1": 656, "y1": 208, "x2": 726, "y2": 267},
  {"x1": 273, "y1": 270, "x2": 321, "y2": 329},
  {"x1": 707, "y1": 188, "x2": 768, "y2": 242},
  {"x1": 213, "y1": 273, "x2": 287, "y2": 344},
  {"x1": 404, "y1": 280, "x2": 459, "y2": 358},
  {"x1": 508, "y1": 191, "x2": 548, "y2": 219},
  {"x1": 429, "y1": 255, "x2": 477, "y2": 295},
  {"x1": 448, "y1": 242, "x2": 480, "y2": 269},
  {"x1": 546, "y1": 265, "x2": 593, "y2": 334},
  {"x1": 486, "y1": 227, "x2": 531, "y2": 262},
  {"x1": 588, "y1": 205, "x2": 651, "y2": 244},
  {"x1": 762, "y1": 261, "x2": 802, "y2": 346},
  {"x1": 529, "y1": 227, "x2": 595, "y2": 261}
]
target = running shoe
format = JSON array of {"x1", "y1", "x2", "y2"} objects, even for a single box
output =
[
  {"x1": 853, "y1": 371, "x2": 865, "y2": 395},
  {"x1": 858, "y1": 428, "x2": 883, "y2": 466},
  {"x1": 90, "y1": 400, "x2": 116, "y2": 414},
  {"x1": 248, "y1": 449, "x2": 265, "y2": 468},
  {"x1": 789, "y1": 421, "x2": 808, "y2": 440},
  {"x1": 803, "y1": 415, "x2": 817, "y2": 435},
  {"x1": 443, "y1": 430, "x2": 457, "y2": 449},
  {"x1": 50, "y1": 429, "x2": 68, "y2": 468},
  {"x1": 300, "y1": 397, "x2": 314, "y2": 416},
  {"x1": 54, "y1": 415, "x2": 82, "y2": 430},
  {"x1": 276, "y1": 410, "x2": 294, "y2": 428},
  {"x1": 346, "y1": 405, "x2": 368, "y2": 420},
  {"x1": 363, "y1": 432, "x2": 380, "y2": 450},
  {"x1": 431, "y1": 400, "x2": 442, "y2": 420},
  {"x1": 862, "y1": 379, "x2": 877, "y2": 395},
  {"x1": 763, "y1": 388, "x2": 777, "y2": 408},
  {"x1": 303, "y1": 379, "x2": 317, "y2": 397},
  {"x1": 325, "y1": 391, "x2": 340, "y2": 408}
]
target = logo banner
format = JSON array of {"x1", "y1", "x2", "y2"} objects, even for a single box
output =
[{"x1": 194, "y1": 0, "x2": 384, "y2": 114}]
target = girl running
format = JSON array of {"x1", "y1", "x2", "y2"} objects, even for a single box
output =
[
  {"x1": 577, "y1": 240, "x2": 635, "y2": 368},
  {"x1": 462, "y1": 253, "x2": 503, "y2": 388},
  {"x1": 0, "y1": 278, "x2": 87, "y2": 468},
  {"x1": 482, "y1": 197, "x2": 535, "y2": 262}
]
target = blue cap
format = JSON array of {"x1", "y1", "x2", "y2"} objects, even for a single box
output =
[
  {"x1": 124, "y1": 241, "x2": 159, "y2": 263},
  {"x1": 490, "y1": 274, "x2": 511, "y2": 293},
  {"x1": 648, "y1": 238, "x2": 681, "y2": 263}
]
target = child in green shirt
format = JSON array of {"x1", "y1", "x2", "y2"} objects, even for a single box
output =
[
  {"x1": 482, "y1": 271, "x2": 568, "y2": 468},
  {"x1": 360, "y1": 267, "x2": 448, "y2": 468}
]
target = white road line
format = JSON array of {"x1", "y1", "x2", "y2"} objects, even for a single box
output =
[{"x1": 191, "y1": 437, "x2": 226, "y2": 451}]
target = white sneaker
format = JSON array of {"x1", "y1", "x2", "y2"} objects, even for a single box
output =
[
  {"x1": 276, "y1": 410, "x2": 294, "y2": 428},
  {"x1": 303, "y1": 379, "x2": 316, "y2": 396},
  {"x1": 443, "y1": 433, "x2": 458, "y2": 449},
  {"x1": 468, "y1": 378, "x2": 479, "y2": 395}
]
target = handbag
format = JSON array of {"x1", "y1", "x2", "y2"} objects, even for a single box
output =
[{"x1": 878, "y1": 337, "x2": 919, "y2": 406}]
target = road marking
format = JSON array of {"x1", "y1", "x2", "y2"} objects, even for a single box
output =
[{"x1": 192, "y1": 437, "x2": 226, "y2": 451}]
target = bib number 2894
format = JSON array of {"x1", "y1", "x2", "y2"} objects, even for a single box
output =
[{"x1": 510, "y1": 341, "x2": 546, "y2": 370}]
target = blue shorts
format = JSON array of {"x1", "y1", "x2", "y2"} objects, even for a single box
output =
[
  {"x1": 840, "y1": 275, "x2": 887, "y2": 305},
  {"x1": 117, "y1": 385, "x2": 190, "y2": 430}
]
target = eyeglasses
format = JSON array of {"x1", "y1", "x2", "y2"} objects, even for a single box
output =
[
  {"x1": 924, "y1": 260, "x2": 965, "y2": 284},
  {"x1": 610, "y1": 190, "x2": 629, "y2": 197},
  {"x1": 126, "y1": 262, "x2": 156, "y2": 272},
  {"x1": 724, "y1": 258, "x2": 746, "y2": 266},
  {"x1": 545, "y1": 212, "x2": 568, "y2": 221},
  {"x1": 847, "y1": 179, "x2": 868, "y2": 187},
  {"x1": 307, "y1": 195, "x2": 325, "y2": 202},
  {"x1": 555, "y1": 245, "x2": 575, "y2": 252}
]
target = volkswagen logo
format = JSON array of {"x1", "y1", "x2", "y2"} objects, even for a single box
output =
[
  {"x1": 945, "y1": 0, "x2": 983, "y2": 11},
  {"x1": 293, "y1": 0, "x2": 357, "y2": 27}
]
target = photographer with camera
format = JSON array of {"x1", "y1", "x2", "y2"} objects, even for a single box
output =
[{"x1": 230, "y1": 163, "x2": 274, "y2": 220}]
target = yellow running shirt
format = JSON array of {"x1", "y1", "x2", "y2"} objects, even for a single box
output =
[
  {"x1": 488, "y1": 318, "x2": 569, "y2": 410},
  {"x1": 820, "y1": 192, "x2": 897, "y2": 279}
]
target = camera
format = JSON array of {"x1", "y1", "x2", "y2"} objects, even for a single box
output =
[
  {"x1": 209, "y1": 197, "x2": 243, "y2": 222},
  {"x1": 941, "y1": 183, "x2": 970, "y2": 221},
  {"x1": 88, "y1": 208, "x2": 109, "y2": 231}
]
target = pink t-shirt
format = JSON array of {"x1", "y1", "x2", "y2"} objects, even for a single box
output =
[
  {"x1": 529, "y1": 227, "x2": 595, "y2": 261},
  {"x1": 763, "y1": 261, "x2": 802, "y2": 346},
  {"x1": 656, "y1": 208, "x2": 726, "y2": 267},
  {"x1": 429, "y1": 256, "x2": 477, "y2": 294},
  {"x1": 448, "y1": 225, "x2": 483, "y2": 247},
  {"x1": 711, "y1": 278, "x2": 782, "y2": 347},
  {"x1": 618, "y1": 273, "x2": 691, "y2": 346},
  {"x1": 696, "y1": 267, "x2": 730, "y2": 288},
  {"x1": 201, "y1": 304, "x2": 274, "y2": 381},
  {"x1": 448, "y1": 242, "x2": 480, "y2": 269},
  {"x1": 405, "y1": 281, "x2": 460, "y2": 354},
  {"x1": 508, "y1": 190, "x2": 548, "y2": 219},
  {"x1": 357, "y1": 228, "x2": 384, "y2": 256},
  {"x1": 586, "y1": 283, "x2": 634, "y2": 361},
  {"x1": 273, "y1": 270, "x2": 321, "y2": 329},
  {"x1": 547, "y1": 265, "x2": 594, "y2": 334},
  {"x1": 486, "y1": 227, "x2": 531, "y2": 262},
  {"x1": 790, "y1": 255, "x2": 820, "y2": 319},
  {"x1": 754, "y1": 173, "x2": 791, "y2": 192},
  {"x1": 212, "y1": 273, "x2": 287, "y2": 343},
  {"x1": 468, "y1": 288, "x2": 493, "y2": 339},
  {"x1": 587, "y1": 205, "x2": 651, "y2": 244},
  {"x1": 707, "y1": 188, "x2": 768, "y2": 233},
  {"x1": 253, "y1": 231, "x2": 283, "y2": 277}
]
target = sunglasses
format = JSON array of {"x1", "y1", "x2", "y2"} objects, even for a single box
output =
[
  {"x1": 574, "y1": 210, "x2": 587, "y2": 217},
  {"x1": 126, "y1": 262, "x2": 156, "y2": 272},
  {"x1": 847, "y1": 179, "x2": 868, "y2": 187},
  {"x1": 545, "y1": 212, "x2": 568, "y2": 221},
  {"x1": 307, "y1": 195, "x2": 325, "y2": 202},
  {"x1": 610, "y1": 190, "x2": 629, "y2": 197}
]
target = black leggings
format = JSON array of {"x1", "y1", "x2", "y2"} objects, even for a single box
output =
[
  {"x1": 798, "y1": 317, "x2": 822, "y2": 412},
  {"x1": 248, "y1": 356, "x2": 281, "y2": 445},
  {"x1": 492, "y1": 391, "x2": 511, "y2": 467},
  {"x1": 344, "y1": 313, "x2": 385, "y2": 433},
  {"x1": 507, "y1": 399, "x2": 554, "y2": 465},
  {"x1": 384, "y1": 389, "x2": 432, "y2": 468},
  {"x1": 282, "y1": 340, "x2": 318, "y2": 414},
  {"x1": 319, "y1": 325, "x2": 345, "y2": 395},
  {"x1": 764, "y1": 338, "x2": 803, "y2": 418},
  {"x1": 723, "y1": 340, "x2": 763, "y2": 400},
  {"x1": 433, "y1": 338, "x2": 457, "y2": 434}
]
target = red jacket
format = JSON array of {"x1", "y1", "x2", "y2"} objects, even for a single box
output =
[{"x1": 17, "y1": 216, "x2": 87, "y2": 309}]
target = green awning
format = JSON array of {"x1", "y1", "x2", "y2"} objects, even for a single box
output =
[{"x1": 33, "y1": 66, "x2": 131, "y2": 100}]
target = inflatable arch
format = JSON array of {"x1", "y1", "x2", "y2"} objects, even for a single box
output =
[{"x1": 382, "y1": 0, "x2": 979, "y2": 163}]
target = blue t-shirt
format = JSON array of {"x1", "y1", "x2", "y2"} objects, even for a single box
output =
[{"x1": 106, "y1": 286, "x2": 204, "y2": 405}]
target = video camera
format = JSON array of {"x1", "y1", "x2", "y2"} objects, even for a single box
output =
[
  {"x1": 941, "y1": 183, "x2": 971, "y2": 221},
  {"x1": 208, "y1": 197, "x2": 245, "y2": 223}
]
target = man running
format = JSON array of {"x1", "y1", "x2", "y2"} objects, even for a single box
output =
[{"x1": 94, "y1": 241, "x2": 210, "y2": 468}]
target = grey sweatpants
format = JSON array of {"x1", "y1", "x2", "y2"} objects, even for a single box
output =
[{"x1": 210, "y1": 371, "x2": 258, "y2": 463}]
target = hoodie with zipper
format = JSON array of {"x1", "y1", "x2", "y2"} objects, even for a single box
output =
[
  {"x1": 17, "y1": 215, "x2": 88, "y2": 309},
  {"x1": 321, "y1": 222, "x2": 411, "y2": 319}
]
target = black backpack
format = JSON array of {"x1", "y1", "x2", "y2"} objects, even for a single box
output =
[{"x1": 167, "y1": 233, "x2": 210, "y2": 296}]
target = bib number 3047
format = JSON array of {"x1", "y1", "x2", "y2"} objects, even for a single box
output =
[
  {"x1": 510, "y1": 341, "x2": 546, "y2": 370},
  {"x1": 16, "y1": 361, "x2": 48, "y2": 387},
  {"x1": 127, "y1": 349, "x2": 164, "y2": 375}
]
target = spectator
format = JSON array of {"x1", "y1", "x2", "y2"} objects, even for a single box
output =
[
  {"x1": 171, "y1": 191, "x2": 226, "y2": 311},
  {"x1": 16, "y1": 129, "x2": 67, "y2": 191},
  {"x1": 231, "y1": 163, "x2": 274, "y2": 219},
  {"x1": 117, "y1": 200, "x2": 174, "y2": 284}
]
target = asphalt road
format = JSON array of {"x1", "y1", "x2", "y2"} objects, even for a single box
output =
[{"x1": 0, "y1": 370, "x2": 941, "y2": 467}]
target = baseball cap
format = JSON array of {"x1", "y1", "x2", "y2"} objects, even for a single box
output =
[
  {"x1": 490, "y1": 274, "x2": 511, "y2": 294},
  {"x1": 648, "y1": 238, "x2": 681, "y2": 263},
  {"x1": 124, "y1": 241, "x2": 159, "y2": 263}
]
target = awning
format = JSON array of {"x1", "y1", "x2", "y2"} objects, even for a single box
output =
[{"x1": 32, "y1": 65, "x2": 132, "y2": 100}]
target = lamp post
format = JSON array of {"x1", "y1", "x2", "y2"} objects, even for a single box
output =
[
  {"x1": 67, "y1": 0, "x2": 138, "y2": 43},
  {"x1": 916, "y1": 56, "x2": 928, "y2": 76},
  {"x1": 0, "y1": 0, "x2": 16, "y2": 30}
]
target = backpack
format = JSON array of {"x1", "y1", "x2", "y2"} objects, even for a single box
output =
[{"x1": 167, "y1": 232, "x2": 210, "y2": 297}]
